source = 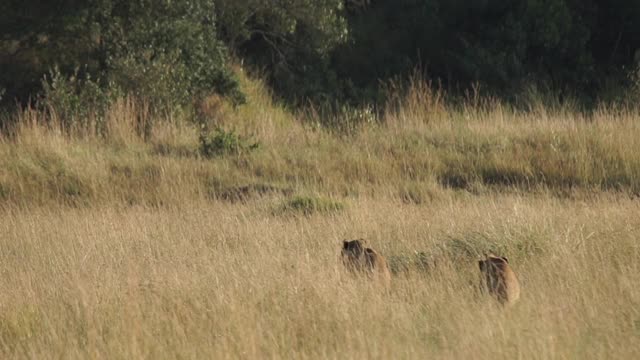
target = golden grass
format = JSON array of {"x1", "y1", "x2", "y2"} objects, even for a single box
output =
[
  {"x1": 0, "y1": 195, "x2": 639, "y2": 358},
  {"x1": 1, "y1": 72, "x2": 640, "y2": 358}
]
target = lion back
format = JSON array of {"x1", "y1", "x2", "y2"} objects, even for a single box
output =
[
  {"x1": 479, "y1": 255, "x2": 520, "y2": 305},
  {"x1": 365, "y1": 248, "x2": 391, "y2": 286}
]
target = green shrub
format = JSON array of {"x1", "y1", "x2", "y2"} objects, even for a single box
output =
[
  {"x1": 199, "y1": 128, "x2": 260, "y2": 158},
  {"x1": 1, "y1": 0, "x2": 243, "y2": 113},
  {"x1": 40, "y1": 67, "x2": 114, "y2": 136}
]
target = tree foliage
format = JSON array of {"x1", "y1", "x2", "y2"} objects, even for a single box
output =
[
  {"x1": 0, "y1": 0, "x2": 242, "y2": 109},
  {"x1": 1, "y1": 0, "x2": 640, "y2": 111},
  {"x1": 215, "y1": 0, "x2": 348, "y2": 102},
  {"x1": 329, "y1": 0, "x2": 640, "y2": 104}
]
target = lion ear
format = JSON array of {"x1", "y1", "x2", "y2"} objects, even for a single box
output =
[
  {"x1": 501, "y1": 257, "x2": 509, "y2": 263},
  {"x1": 343, "y1": 240, "x2": 349, "y2": 248},
  {"x1": 478, "y1": 260, "x2": 484, "y2": 270}
]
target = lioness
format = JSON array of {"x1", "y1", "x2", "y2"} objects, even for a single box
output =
[
  {"x1": 478, "y1": 254, "x2": 520, "y2": 306},
  {"x1": 341, "y1": 239, "x2": 391, "y2": 288}
]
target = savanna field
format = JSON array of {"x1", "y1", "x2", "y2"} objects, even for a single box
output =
[{"x1": 1, "y1": 74, "x2": 640, "y2": 359}]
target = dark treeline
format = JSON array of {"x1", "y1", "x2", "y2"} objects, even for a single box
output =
[{"x1": 1, "y1": 0, "x2": 640, "y2": 113}]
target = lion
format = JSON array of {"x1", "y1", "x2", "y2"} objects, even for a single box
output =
[
  {"x1": 478, "y1": 254, "x2": 520, "y2": 306},
  {"x1": 341, "y1": 239, "x2": 391, "y2": 288}
]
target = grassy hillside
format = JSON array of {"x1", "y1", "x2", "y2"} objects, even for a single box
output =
[
  {"x1": 0, "y1": 71, "x2": 639, "y2": 358},
  {"x1": 3, "y1": 88, "x2": 640, "y2": 208}
]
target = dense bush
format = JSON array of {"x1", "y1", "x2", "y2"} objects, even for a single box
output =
[
  {"x1": 215, "y1": 0, "x2": 348, "y2": 104},
  {"x1": 2, "y1": 0, "x2": 640, "y2": 119},
  {"x1": 215, "y1": 0, "x2": 640, "y2": 106},
  {"x1": 199, "y1": 127, "x2": 260, "y2": 158},
  {"x1": 40, "y1": 67, "x2": 114, "y2": 135},
  {"x1": 328, "y1": 0, "x2": 640, "y2": 105},
  {"x1": 0, "y1": 0, "x2": 243, "y2": 114}
]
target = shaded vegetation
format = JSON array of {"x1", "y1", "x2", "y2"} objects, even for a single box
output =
[
  {"x1": 276, "y1": 195, "x2": 345, "y2": 216},
  {"x1": 199, "y1": 128, "x2": 260, "y2": 158},
  {"x1": 210, "y1": 182, "x2": 293, "y2": 203},
  {"x1": 2, "y1": 0, "x2": 640, "y2": 122}
]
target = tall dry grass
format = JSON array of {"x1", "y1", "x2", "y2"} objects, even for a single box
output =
[
  {"x1": 1, "y1": 72, "x2": 640, "y2": 358},
  {"x1": 0, "y1": 195, "x2": 639, "y2": 358}
]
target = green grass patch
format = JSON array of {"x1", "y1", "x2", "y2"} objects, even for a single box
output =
[{"x1": 199, "y1": 128, "x2": 260, "y2": 158}]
